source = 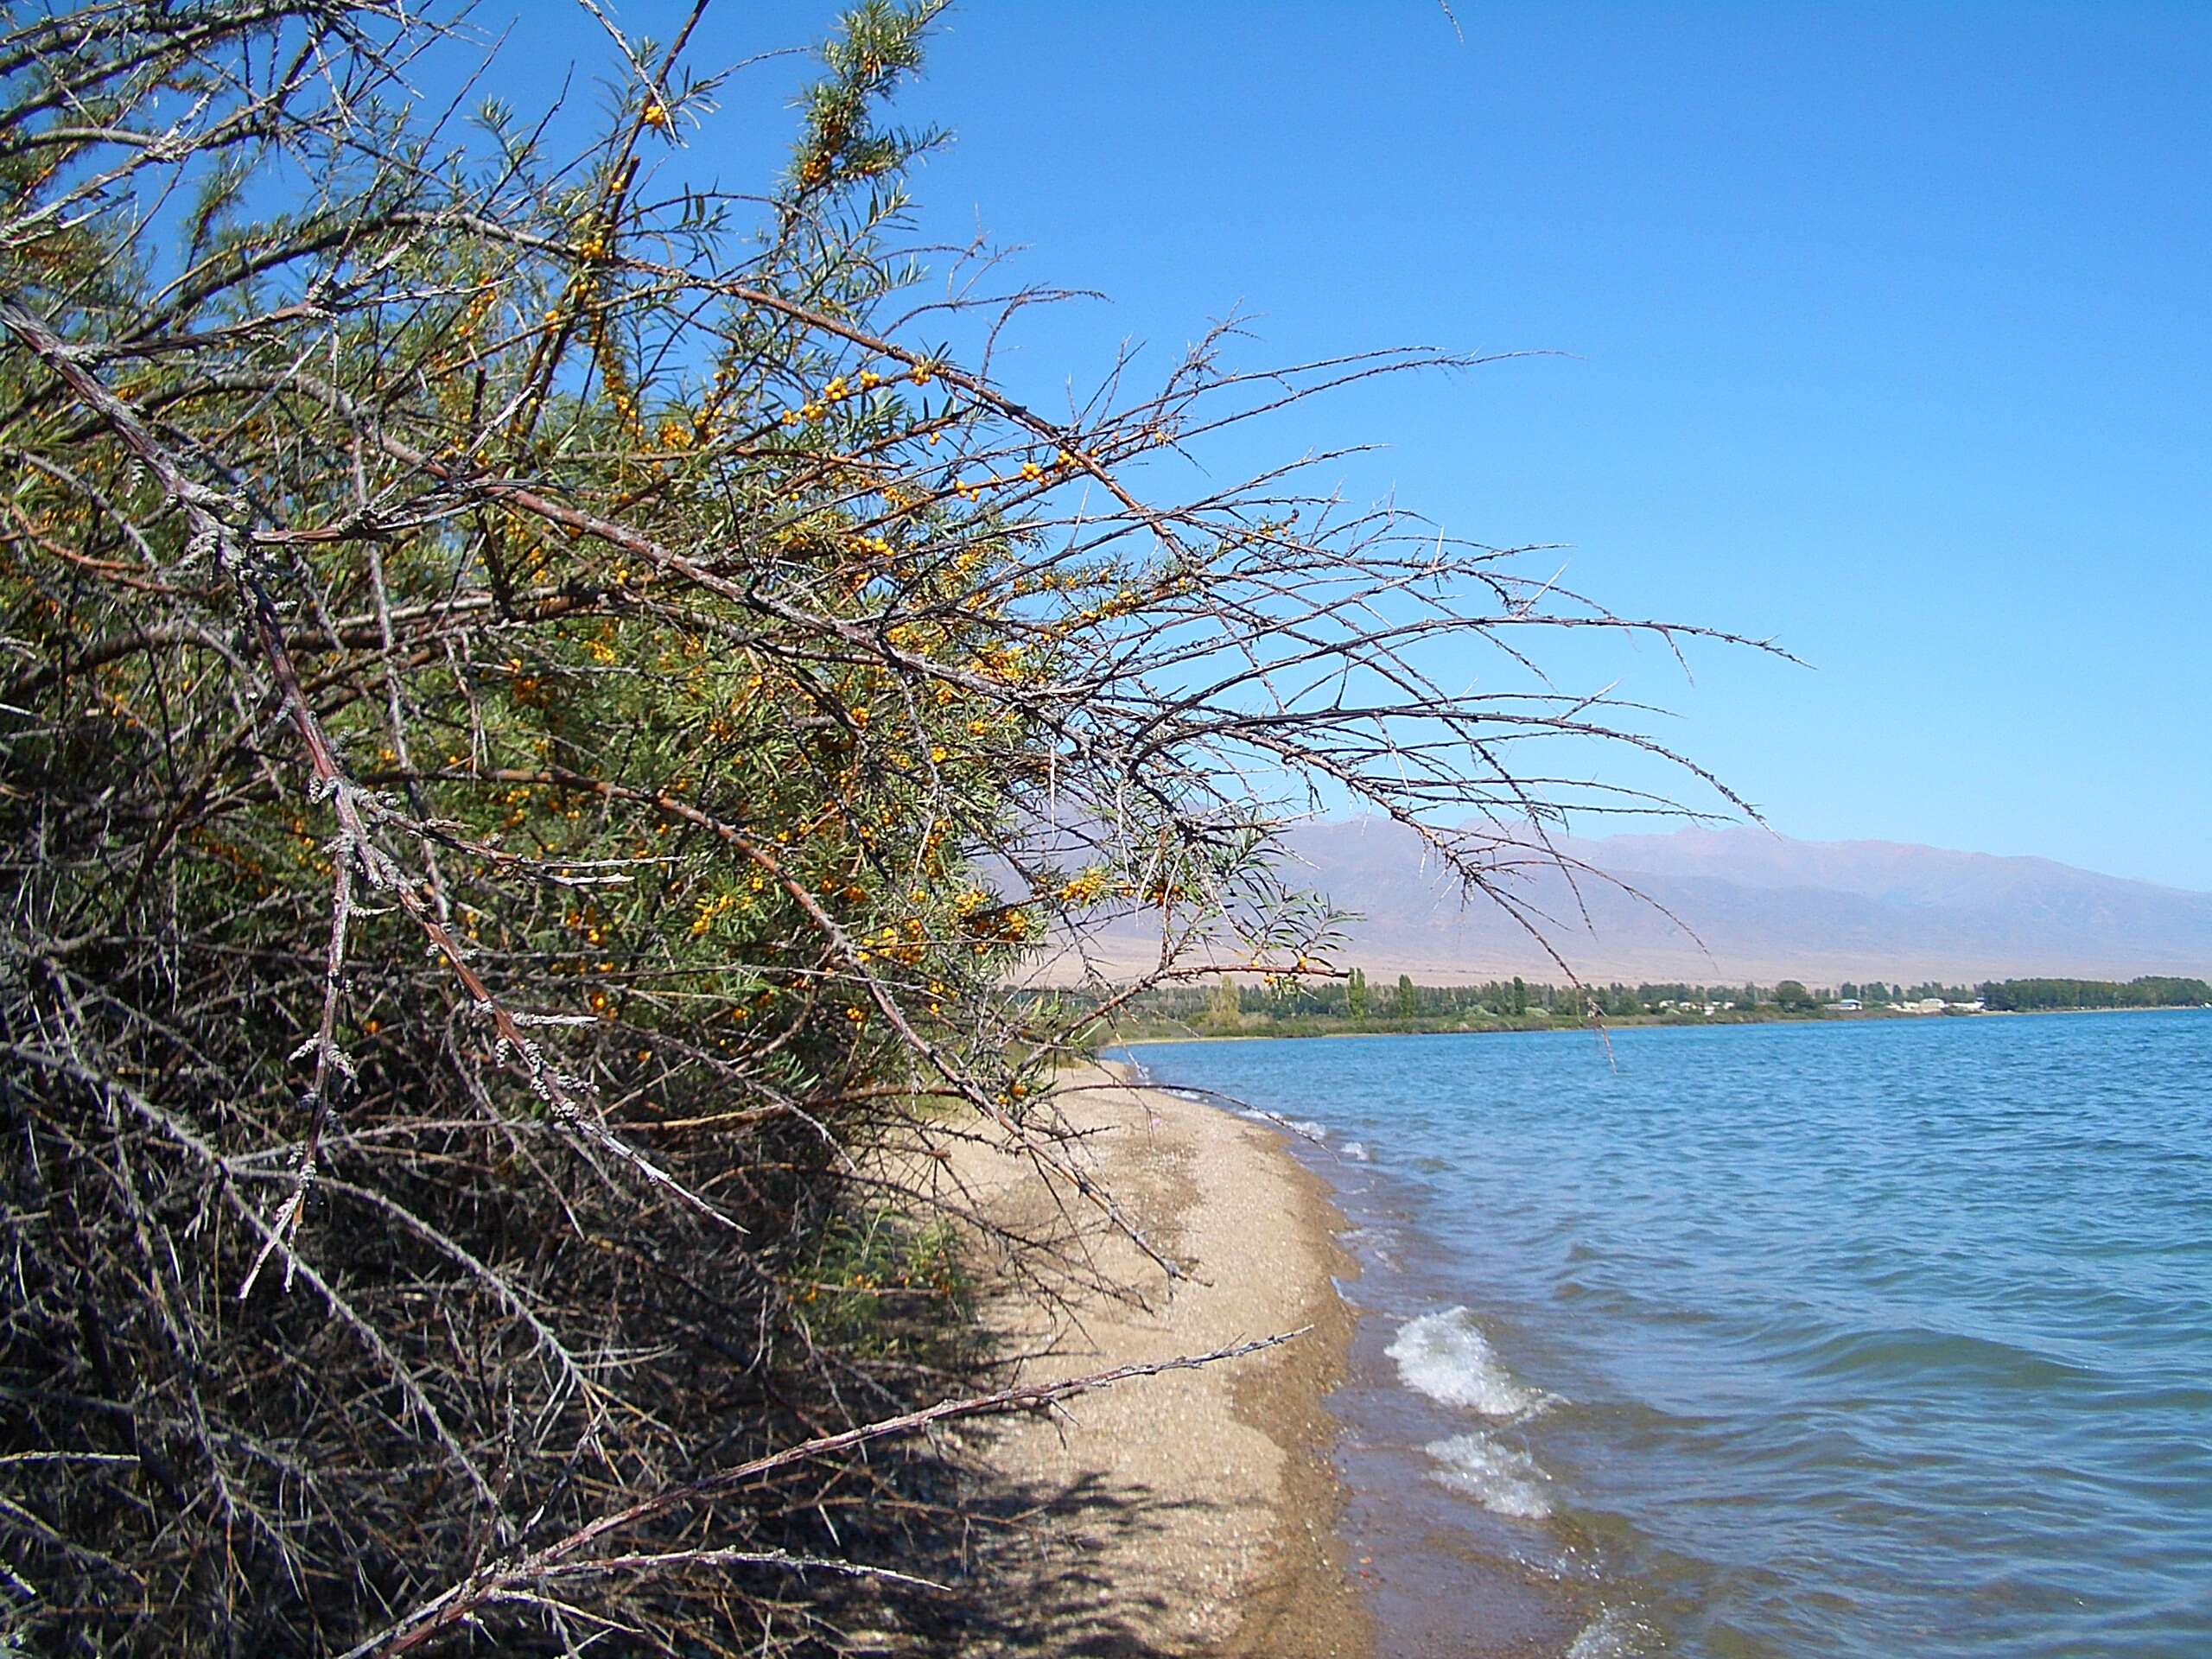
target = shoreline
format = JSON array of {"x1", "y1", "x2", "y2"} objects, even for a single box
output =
[
  {"x1": 1097, "y1": 1002, "x2": 2212, "y2": 1657},
  {"x1": 942, "y1": 1059, "x2": 1369, "y2": 1656}
]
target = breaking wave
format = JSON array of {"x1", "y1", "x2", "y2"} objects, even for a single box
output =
[
  {"x1": 1423, "y1": 1431, "x2": 1553, "y2": 1518},
  {"x1": 1386, "y1": 1306, "x2": 1553, "y2": 1419}
]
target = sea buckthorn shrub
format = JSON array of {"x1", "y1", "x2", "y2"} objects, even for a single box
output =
[{"x1": 0, "y1": 3, "x2": 1755, "y2": 1651}]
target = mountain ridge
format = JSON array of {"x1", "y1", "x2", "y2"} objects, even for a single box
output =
[{"x1": 1260, "y1": 821, "x2": 2212, "y2": 983}]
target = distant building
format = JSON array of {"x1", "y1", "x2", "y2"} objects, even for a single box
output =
[{"x1": 1832, "y1": 998, "x2": 1863, "y2": 1011}]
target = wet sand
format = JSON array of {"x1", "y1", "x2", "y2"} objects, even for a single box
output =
[{"x1": 942, "y1": 1060, "x2": 1370, "y2": 1657}]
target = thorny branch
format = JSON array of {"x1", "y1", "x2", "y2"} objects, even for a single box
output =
[{"x1": 0, "y1": 2, "x2": 1774, "y2": 1652}]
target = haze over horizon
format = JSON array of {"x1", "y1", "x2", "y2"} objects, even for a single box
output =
[
  {"x1": 1547, "y1": 819, "x2": 2212, "y2": 897},
  {"x1": 1262, "y1": 818, "x2": 2212, "y2": 985}
]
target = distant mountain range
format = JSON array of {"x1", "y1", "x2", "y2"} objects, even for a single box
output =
[{"x1": 1239, "y1": 822, "x2": 2212, "y2": 985}]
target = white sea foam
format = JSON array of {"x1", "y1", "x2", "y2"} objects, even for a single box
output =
[
  {"x1": 1338, "y1": 1224, "x2": 1401, "y2": 1268},
  {"x1": 1386, "y1": 1306, "x2": 1553, "y2": 1418},
  {"x1": 1423, "y1": 1431, "x2": 1552, "y2": 1518},
  {"x1": 1340, "y1": 1141, "x2": 1371, "y2": 1161},
  {"x1": 1236, "y1": 1108, "x2": 1329, "y2": 1141},
  {"x1": 1564, "y1": 1607, "x2": 1651, "y2": 1659}
]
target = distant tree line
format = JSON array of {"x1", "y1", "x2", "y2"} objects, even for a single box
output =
[
  {"x1": 1104, "y1": 971, "x2": 2212, "y2": 1034},
  {"x1": 1980, "y1": 976, "x2": 2212, "y2": 1011}
]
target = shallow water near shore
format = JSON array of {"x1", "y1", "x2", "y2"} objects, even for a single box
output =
[{"x1": 1123, "y1": 1009, "x2": 2212, "y2": 1657}]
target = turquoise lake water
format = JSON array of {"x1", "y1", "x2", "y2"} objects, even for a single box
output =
[{"x1": 1124, "y1": 1011, "x2": 2212, "y2": 1657}]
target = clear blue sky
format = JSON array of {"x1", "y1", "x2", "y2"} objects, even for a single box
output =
[{"x1": 507, "y1": 3, "x2": 2211, "y2": 888}]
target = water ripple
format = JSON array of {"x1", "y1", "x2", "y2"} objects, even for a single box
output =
[{"x1": 1129, "y1": 1009, "x2": 2212, "y2": 1657}]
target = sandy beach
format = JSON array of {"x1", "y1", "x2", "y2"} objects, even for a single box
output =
[{"x1": 935, "y1": 1060, "x2": 1369, "y2": 1656}]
